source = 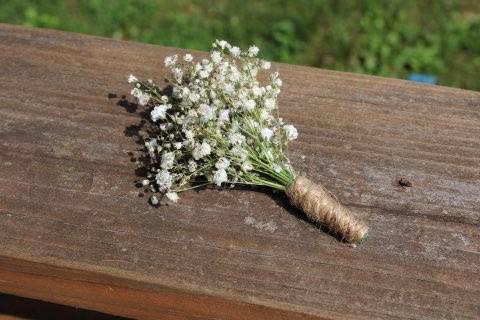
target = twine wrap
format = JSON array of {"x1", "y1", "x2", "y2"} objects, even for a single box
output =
[{"x1": 286, "y1": 176, "x2": 368, "y2": 244}]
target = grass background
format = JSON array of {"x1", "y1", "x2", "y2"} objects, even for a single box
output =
[{"x1": 1, "y1": 0, "x2": 479, "y2": 90}]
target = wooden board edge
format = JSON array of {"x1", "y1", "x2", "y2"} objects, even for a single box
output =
[{"x1": 0, "y1": 256, "x2": 324, "y2": 320}]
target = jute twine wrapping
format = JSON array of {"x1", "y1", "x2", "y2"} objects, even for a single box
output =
[{"x1": 286, "y1": 176, "x2": 368, "y2": 244}]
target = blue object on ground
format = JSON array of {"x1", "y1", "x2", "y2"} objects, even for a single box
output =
[{"x1": 408, "y1": 73, "x2": 437, "y2": 84}]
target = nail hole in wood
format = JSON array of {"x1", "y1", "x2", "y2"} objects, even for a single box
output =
[{"x1": 398, "y1": 177, "x2": 412, "y2": 188}]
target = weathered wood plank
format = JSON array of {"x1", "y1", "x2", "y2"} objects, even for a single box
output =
[
  {"x1": 0, "y1": 292, "x2": 127, "y2": 320},
  {"x1": 0, "y1": 24, "x2": 479, "y2": 319}
]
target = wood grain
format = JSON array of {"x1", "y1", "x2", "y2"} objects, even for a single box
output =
[{"x1": 0, "y1": 24, "x2": 479, "y2": 319}]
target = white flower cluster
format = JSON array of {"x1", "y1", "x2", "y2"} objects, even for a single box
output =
[{"x1": 129, "y1": 40, "x2": 298, "y2": 204}]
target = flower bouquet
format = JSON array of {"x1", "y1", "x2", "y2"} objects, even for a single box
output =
[{"x1": 129, "y1": 40, "x2": 368, "y2": 245}]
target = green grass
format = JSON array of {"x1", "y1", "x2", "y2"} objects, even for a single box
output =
[{"x1": 1, "y1": 0, "x2": 479, "y2": 90}]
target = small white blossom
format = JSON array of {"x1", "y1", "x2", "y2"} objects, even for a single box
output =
[
  {"x1": 166, "y1": 192, "x2": 179, "y2": 202},
  {"x1": 218, "y1": 109, "x2": 230, "y2": 123},
  {"x1": 139, "y1": 93, "x2": 150, "y2": 105},
  {"x1": 230, "y1": 46, "x2": 241, "y2": 57},
  {"x1": 261, "y1": 61, "x2": 271, "y2": 70},
  {"x1": 242, "y1": 161, "x2": 253, "y2": 172},
  {"x1": 188, "y1": 160, "x2": 197, "y2": 172},
  {"x1": 213, "y1": 168, "x2": 228, "y2": 186},
  {"x1": 141, "y1": 179, "x2": 150, "y2": 186},
  {"x1": 223, "y1": 83, "x2": 235, "y2": 95},
  {"x1": 264, "y1": 98, "x2": 276, "y2": 110},
  {"x1": 215, "y1": 157, "x2": 230, "y2": 169},
  {"x1": 131, "y1": 88, "x2": 151, "y2": 106},
  {"x1": 173, "y1": 67, "x2": 183, "y2": 83},
  {"x1": 216, "y1": 39, "x2": 229, "y2": 49},
  {"x1": 156, "y1": 170, "x2": 172, "y2": 189},
  {"x1": 183, "y1": 53, "x2": 193, "y2": 62},
  {"x1": 151, "y1": 104, "x2": 168, "y2": 122},
  {"x1": 260, "y1": 109, "x2": 270, "y2": 121},
  {"x1": 184, "y1": 129, "x2": 195, "y2": 140},
  {"x1": 248, "y1": 45, "x2": 259, "y2": 56},
  {"x1": 197, "y1": 104, "x2": 215, "y2": 123},
  {"x1": 164, "y1": 55, "x2": 177, "y2": 67},
  {"x1": 150, "y1": 195, "x2": 159, "y2": 205},
  {"x1": 283, "y1": 124, "x2": 298, "y2": 141},
  {"x1": 192, "y1": 141, "x2": 211, "y2": 160},
  {"x1": 188, "y1": 92, "x2": 200, "y2": 103},
  {"x1": 128, "y1": 74, "x2": 138, "y2": 83},
  {"x1": 232, "y1": 146, "x2": 247, "y2": 160},
  {"x1": 199, "y1": 69, "x2": 210, "y2": 78},
  {"x1": 211, "y1": 51, "x2": 222, "y2": 64},
  {"x1": 183, "y1": 139, "x2": 193, "y2": 148},
  {"x1": 261, "y1": 128, "x2": 274, "y2": 140},
  {"x1": 161, "y1": 152, "x2": 175, "y2": 169},
  {"x1": 252, "y1": 86, "x2": 262, "y2": 97},
  {"x1": 243, "y1": 99, "x2": 256, "y2": 112},
  {"x1": 145, "y1": 138, "x2": 158, "y2": 152},
  {"x1": 228, "y1": 132, "x2": 246, "y2": 145},
  {"x1": 229, "y1": 67, "x2": 240, "y2": 82}
]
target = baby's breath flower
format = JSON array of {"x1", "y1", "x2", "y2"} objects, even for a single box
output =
[
  {"x1": 173, "y1": 67, "x2": 183, "y2": 83},
  {"x1": 189, "y1": 92, "x2": 200, "y2": 103},
  {"x1": 156, "y1": 170, "x2": 172, "y2": 189},
  {"x1": 248, "y1": 45, "x2": 259, "y2": 56},
  {"x1": 241, "y1": 161, "x2": 253, "y2": 172},
  {"x1": 243, "y1": 99, "x2": 256, "y2": 112},
  {"x1": 161, "y1": 152, "x2": 175, "y2": 169},
  {"x1": 184, "y1": 129, "x2": 195, "y2": 140},
  {"x1": 218, "y1": 109, "x2": 230, "y2": 123},
  {"x1": 150, "y1": 195, "x2": 159, "y2": 205},
  {"x1": 216, "y1": 39, "x2": 229, "y2": 49},
  {"x1": 229, "y1": 46, "x2": 241, "y2": 57},
  {"x1": 188, "y1": 160, "x2": 197, "y2": 173},
  {"x1": 145, "y1": 138, "x2": 157, "y2": 152},
  {"x1": 192, "y1": 141, "x2": 211, "y2": 160},
  {"x1": 211, "y1": 51, "x2": 222, "y2": 64},
  {"x1": 197, "y1": 103, "x2": 215, "y2": 123},
  {"x1": 151, "y1": 104, "x2": 168, "y2": 122},
  {"x1": 283, "y1": 124, "x2": 298, "y2": 141},
  {"x1": 164, "y1": 55, "x2": 177, "y2": 67},
  {"x1": 261, "y1": 128, "x2": 274, "y2": 140},
  {"x1": 215, "y1": 157, "x2": 230, "y2": 169},
  {"x1": 213, "y1": 168, "x2": 228, "y2": 186},
  {"x1": 183, "y1": 54, "x2": 193, "y2": 62},
  {"x1": 264, "y1": 98, "x2": 276, "y2": 110},
  {"x1": 131, "y1": 88, "x2": 150, "y2": 106},
  {"x1": 228, "y1": 132, "x2": 246, "y2": 145},
  {"x1": 260, "y1": 109, "x2": 270, "y2": 121},
  {"x1": 166, "y1": 192, "x2": 179, "y2": 202},
  {"x1": 231, "y1": 145, "x2": 248, "y2": 160},
  {"x1": 199, "y1": 69, "x2": 210, "y2": 79},
  {"x1": 128, "y1": 74, "x2": 138, "y2": 83},
  {"x1": 261, "y1": 61, "x2": 271, "y2": 70},
  {"x1": 252, "y1": 86, "x2": 262, "y2": 97}
]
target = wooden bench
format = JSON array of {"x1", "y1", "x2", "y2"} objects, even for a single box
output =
[{"x1": 0, "y1": 24, "x2": 479, "y2": 319}]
